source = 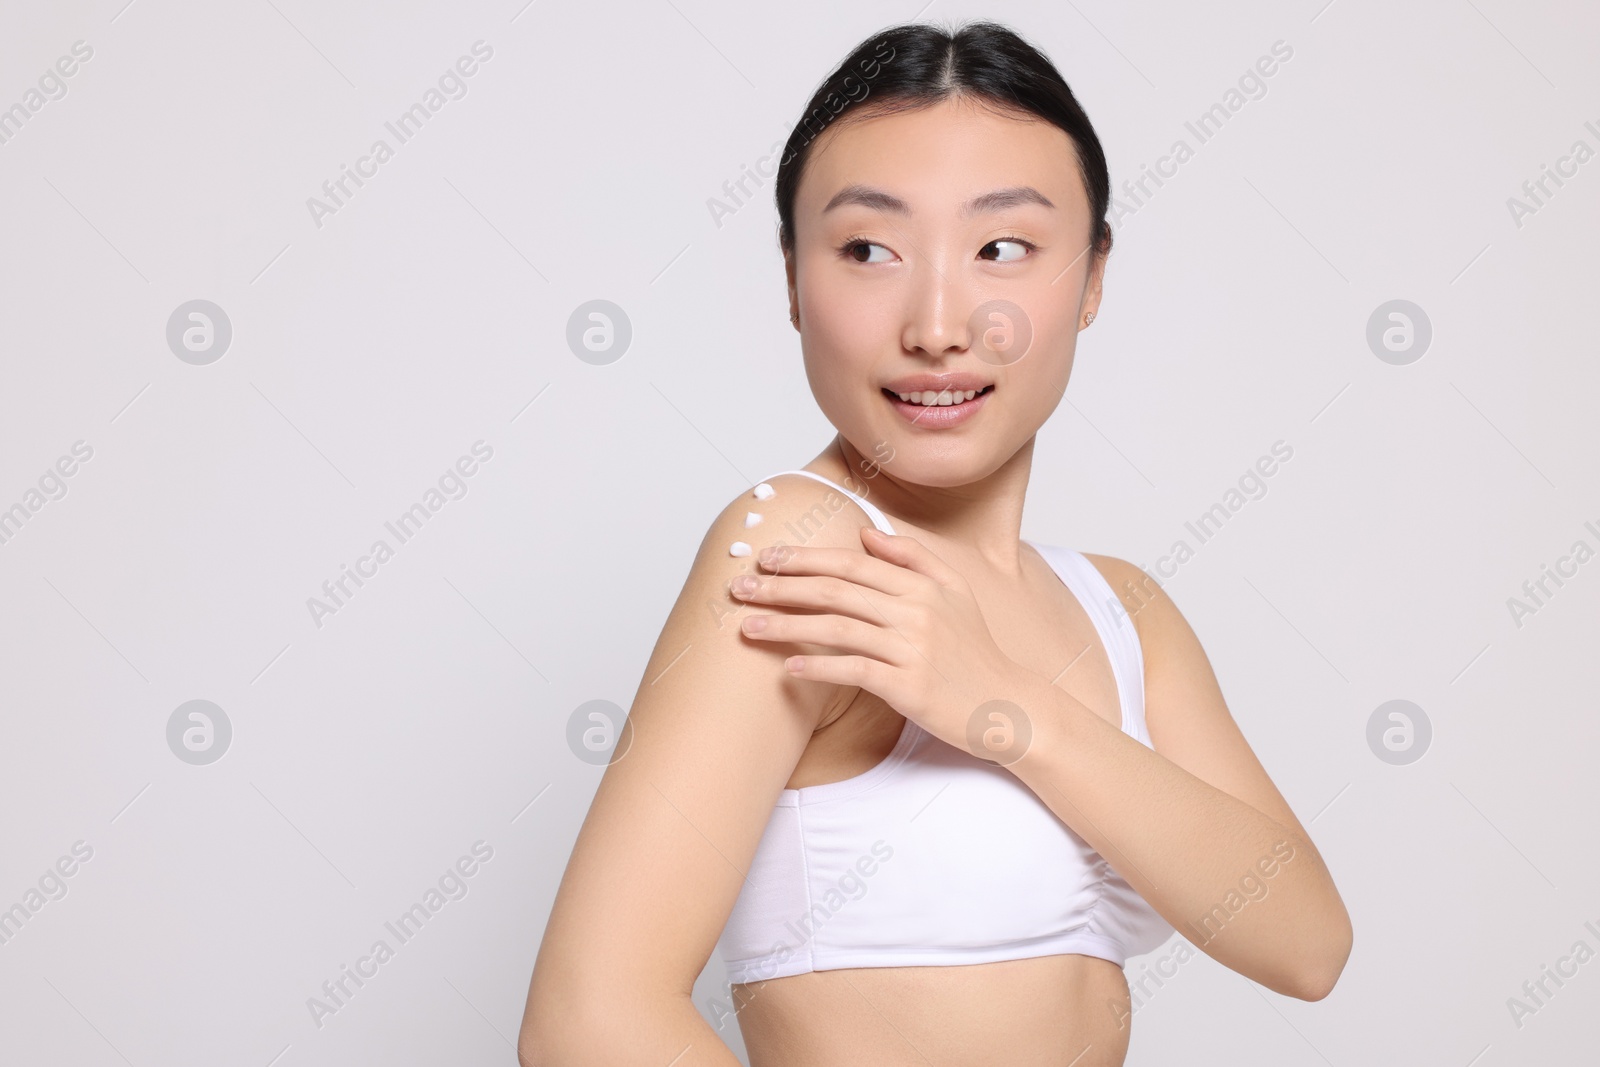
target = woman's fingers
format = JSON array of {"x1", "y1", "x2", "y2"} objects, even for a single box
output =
[
  {"x1": 781, "y1": 652, "x2": 893, "y2": 693},
  {"x1": 757, "y1": 543, "x2": 920, "y2": 596},
  {"x1": 858, "y1": 527, "x2": 966, "y2": 590},
  {"x1": 738, "y1": 609, "x2": 901, "y2": 662},
  {"x1": 730, "y1": 572, "x2": 886, "y2": 622}
]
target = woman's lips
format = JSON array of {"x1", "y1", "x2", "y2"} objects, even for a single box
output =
[{"x1": 882, "y1": 386, "x2": 992, "y2": 427}]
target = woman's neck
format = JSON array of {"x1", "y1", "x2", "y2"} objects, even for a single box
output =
[{"x1": 805, "y1": 435, "x2": 1036, "y2": 577}]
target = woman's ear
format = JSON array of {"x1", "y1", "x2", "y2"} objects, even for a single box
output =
[
  {"x1": 1080, "y1": 247, "x2": 1107, "y2": 330},
  {"x1": 783, "y1": 245, "x2": 800, "y2": 329}
]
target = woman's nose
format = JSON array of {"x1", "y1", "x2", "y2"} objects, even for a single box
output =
[{"x1": 899, "y1": 260, "x2": 979, "y2": 358}]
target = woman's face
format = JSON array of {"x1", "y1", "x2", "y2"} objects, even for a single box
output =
[{"x1": 786, "y1": 95, "x2": 1105, "y2": 486}]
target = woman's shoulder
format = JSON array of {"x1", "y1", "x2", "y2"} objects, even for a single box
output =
[
  {"x1": 1077, "y1": 552, "x2": 1157, "y2": 611},
  {"x1": 661, "y1": 471, "x2": 886, "y2": 639},
  {"x1": 693, "y1": 469, "x2": 885, "y2": 565},
  {"x1": 1078, "y1": 551, "x2": 1207, "y2": 667}
]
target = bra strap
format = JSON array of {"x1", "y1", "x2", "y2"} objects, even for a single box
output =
[{"x1": 756, "y1": 469, "x2": 897, "y2": 536}]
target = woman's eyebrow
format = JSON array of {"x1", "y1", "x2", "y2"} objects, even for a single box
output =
[{"x1": 822, "y1": 184, "x2": 1055, "y2": 217}]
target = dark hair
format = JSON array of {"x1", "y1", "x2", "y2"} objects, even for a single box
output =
[{"x1": 774, "y1": 20, "x2": 1112, "y2": 263}]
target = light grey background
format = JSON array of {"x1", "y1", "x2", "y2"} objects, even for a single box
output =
[{"x1": 1, "y1": 0, "x2": 1596, "y2": 1064}]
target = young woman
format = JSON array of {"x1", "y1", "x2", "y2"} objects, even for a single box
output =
[{"x1": 519, "y1": 20, "x2": 1351, "y2": 1067}]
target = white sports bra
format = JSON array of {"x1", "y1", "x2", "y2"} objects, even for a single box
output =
[{"x1": 716, "y1": 468, "x2": 1175, "y2": 983}]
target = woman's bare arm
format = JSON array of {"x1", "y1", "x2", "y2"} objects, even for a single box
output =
[
  {"x1": 1004, "y1": 554, "x2": 1353, "y2": 1000},
  {"x1": 517, "y1": 475, "x2": 872, "y2": 1066}
]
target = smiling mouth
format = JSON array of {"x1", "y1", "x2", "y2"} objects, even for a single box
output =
[{"x1": 880, "y1": 384, "x2": 995, "y2": 407}]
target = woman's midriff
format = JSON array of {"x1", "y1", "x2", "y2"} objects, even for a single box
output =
[{"x1": 729, "y1": 952, "x2": 1133, "y2": 1066}]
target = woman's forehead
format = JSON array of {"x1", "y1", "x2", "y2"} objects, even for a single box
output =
[{"x1": 797, "y1": 106, "x2": 1084, "y2": 220}]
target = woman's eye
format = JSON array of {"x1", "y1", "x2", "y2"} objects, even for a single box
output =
[
  {"x1": 842, "y1": 239, "x2": 894, "y2": 264},
  {"x1": 981, "y1": 239, "x2": 1032, "y2": 262}
]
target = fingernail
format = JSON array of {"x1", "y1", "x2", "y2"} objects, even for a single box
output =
[{"x1": 731, "y1": 575, "x2": 757, "y2": 597}]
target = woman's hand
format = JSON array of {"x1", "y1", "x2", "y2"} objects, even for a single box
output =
[{"x1": 729, "y1": 526, "x2": 1054, "y2": 763}]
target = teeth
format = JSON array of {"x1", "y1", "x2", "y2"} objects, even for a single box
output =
[{"x1": 894, "y1": 388, "x2": 982, "y2": 406}]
